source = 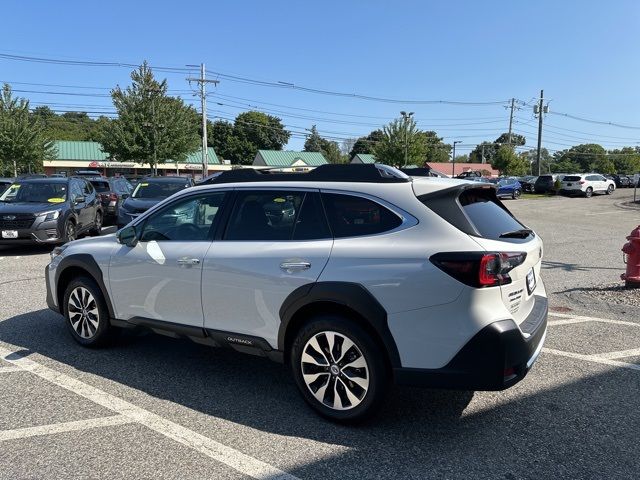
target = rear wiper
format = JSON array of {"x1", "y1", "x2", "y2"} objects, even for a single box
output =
[{"x1": 499, "y1": 228, "x2": 533, "y2": 239}]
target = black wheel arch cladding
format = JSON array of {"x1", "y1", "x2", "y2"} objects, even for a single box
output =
[
  {"x1": 56, "y1": 254, "x2": 115, "y2": 319},
  {"x1": 279, "y1": 281, "x2": 402, "y2": 368}
]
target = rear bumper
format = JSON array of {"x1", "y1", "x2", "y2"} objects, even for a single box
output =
[{"x1": 394, "y1": 295, "x2": 548, "y2": 390}]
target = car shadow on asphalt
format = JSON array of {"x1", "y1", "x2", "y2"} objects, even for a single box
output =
[
  {"x1": 0, "y1": 309, "x2": 638, "y2": 479},
  {"x1": 542, "y1": 260, "x2": 621, "y2": 272},
  {"x1": 0, "y1": 245, "x2": 54, "y2": 256}
]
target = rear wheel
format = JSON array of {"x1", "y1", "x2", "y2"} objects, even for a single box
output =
[
  {"x1": 606, "y1": 184, "x2": 614, "y2": 195},
  {"x1": 63, "y1": 276, "x2": 115, "y2": 347},
  {"x1": 585, "y1": 187, "x2": 593, "y2": 198},
  {"x1": 89, "y1": 210, "x2": 103, "y2": 236},
  {"x1": 291, "y1": 315, "x2": 388, "y2": 423}
]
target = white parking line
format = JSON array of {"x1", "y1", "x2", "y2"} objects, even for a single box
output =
[
  {"x1": 0, "y1": 345, "x2": 299, "y2": 480},
  {"x1": 0, "y1": 415, "x2": 134, "y2": 442},
  {"x1": 0, "y1": 366, "x2": 23, "y2": 374},
  {"x1": 543, "y1": 348, "x2": 640, "y2": 372},
  {"x1": 593, "y1": 347, "x2": 640, "y2": 360},
  {"x1": 548, "y1": 312, "x2": 640, "y2": 328}
]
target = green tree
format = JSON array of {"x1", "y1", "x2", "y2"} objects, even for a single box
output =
[
  {"x1": 550, "y1": 158, "x2": 581, "y2": 173},
  {"x1": 100, "y1": 62, "x2": 200, "y2": 172},
  {"x1": 469, "y1": 141, "x2": 499, "y2": 164},
  {"x1": 304, "y1": 125, "x2": 343, "y2": 164},
  {"x1": 554, "y1": 144, "x2": 606, "y2": 172},
  {"x1": 609, "y1": 147, "x2": 640, "y2": 174},
  {"x1": 592, "y1": 156, "x2": 616, "y2": 174},
  {"x1": 419, "y1": 130, "x2": 451, "y2": 163},
  {"x1": 495, "y1": 132, "x2": 526, "y2": 147},
  {"x1": 32, "y1": 106, "x2": 110, "y2": 142},
  {"x1": 349, "y1": 129, "x2": 384, "y2": 158},
  {"x1": 0, "y1": 84, "x2": 55, "y2": 176},
  {"x1": 523, "y1": 148, "x2": 552, "y2": 174},
  {"x1": 455, "y1": 154, "x2": 470, "y2": 163},
  {"x1": 373, "y1": 117, "x2": 428, "y2": 166},
  {"x1": 491, "y1": 145, "x2": 529, "y2": 176}
]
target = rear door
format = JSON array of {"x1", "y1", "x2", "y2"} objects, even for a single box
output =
[
  {"x1": 201, "y1": 189, "x2": 333, "y2": 347},
  {"x1": 456, "y1": 189, "x2": 543, "y2": 325}
]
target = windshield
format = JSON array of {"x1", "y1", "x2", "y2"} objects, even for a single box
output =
[
  {"x1": 90, "y1": 180, "x2": 111, "y2": 193},
  {"x1": 131, "y1": 181, "x2": 189, "y2": 199},
  {"x1": 0, "y1": 182, "x2": 68, "y2": 203}
]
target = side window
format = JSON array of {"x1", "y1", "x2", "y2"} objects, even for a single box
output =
[
  {"x1": 585, "y1": 175, "x2": 596, "y2": 181},
  {"x1": 70, "y1": 180, "x2": 83, "y2": 199},
  {"x1": 292, "y1": 193, "x2": 331, "y2": 240},
  {"x1": 139, "y1": 192, "x2": 226, "y2": 242},
  {"x1": 225, "y1": 190, "x2": 306, "y2": 241},
  {"x1": 322, "y1": 193, "x2": 402, "y2": 238}
]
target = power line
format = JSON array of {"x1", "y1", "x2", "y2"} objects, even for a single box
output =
[{"x1": 548, "y1": 110, "x2": 640, "y2": 130}]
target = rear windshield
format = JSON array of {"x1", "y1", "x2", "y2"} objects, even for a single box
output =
[
  {"x1": 131, "y1": 181, "x2": 190, "y2": 199},
  {"x1": 537, "y1": 176, "x2": 553, "y2": 181},
  {"x1": 563, "y1": 176, "x2": 581, "y2": 181},
  {"x1": 90, "y1": 181, "x2": 110, "y2": 192},
  {"x1": 458, "y1": 190, "x2": 526, "y2": 240}
]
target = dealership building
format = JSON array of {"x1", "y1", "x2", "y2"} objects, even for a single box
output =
[{"x1": 42, "y1": 141, "x2": 227, "y2": 178}]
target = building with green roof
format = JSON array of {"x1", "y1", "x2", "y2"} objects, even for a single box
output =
[
  {"x1": 253, "y1": 150, "x2": 328, "y2": 167},
  {"x1": 350, "y1": 153, "x2": 376, "y2": 164},
  {"x1": 43, "y1": 140, "x2": 222, "y2": 178}
]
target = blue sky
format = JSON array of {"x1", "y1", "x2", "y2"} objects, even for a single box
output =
[{"x1": 1, "y1": 0, "x2": 639, "y2": 155}]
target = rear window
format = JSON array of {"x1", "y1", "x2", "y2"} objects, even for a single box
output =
[
  {"x1": 322, "y1": 193, "x2": 402, "y2": 238},
  {"x1": 458, "y1": 190, "x2": 526, "y2": 241},
  {"x1": 563, "y1": 176, "x2": 582, "y2": 182},
  {"x1": 90, "y1": 181, "x2": 110, "y2": 192}
]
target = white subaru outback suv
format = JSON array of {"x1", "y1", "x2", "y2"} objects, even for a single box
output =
[
  {"x1": 559, "y1": 173, "x2": 615, "y2": 197},
  {"x1": 45, "y1": 164, "x2": 547, "y2": 422}
]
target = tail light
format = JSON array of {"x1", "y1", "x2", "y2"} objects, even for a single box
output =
[
  {"x1": 109, "y1": 193, "x2": 118, "y2": 201},
  {"x1": 579, "y1": 180, "x2": 585, "y2": 184},
  {"x1": 431, "y1": 252, "x2": 526, "y2": 288}
]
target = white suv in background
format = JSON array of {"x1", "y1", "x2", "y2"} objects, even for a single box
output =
[
  {"x1": 560, "y1": 174, "x2": 615, "y2": 197},
  {"x1": 45, "y1": 164, "x2": 547, "y2": 422}
]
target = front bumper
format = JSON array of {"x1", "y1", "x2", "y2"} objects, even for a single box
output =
[
  {"x1": 394, "y1": 295, "x2": 548, "y2": 390},
  {"x1": 0, "y1": 221, "x2": 63, "y2": 245}
]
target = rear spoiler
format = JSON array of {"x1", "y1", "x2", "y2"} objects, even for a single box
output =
[{"x1": 417, "y1": 183, "x2": 511, "y2": 237}]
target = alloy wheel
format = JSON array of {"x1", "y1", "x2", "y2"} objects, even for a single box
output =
[
  {"x1": 95, "y1": 212, "x2": 102, "y2": 229},
  {"x1": 300, "y1": 331, "x2": 369, "y2": 410},
  {"x1": 67, "y1": 287, "x2": 99, "y2": 339},
  {"x1": 66, "y1": 222, "x2": 76, "y2": 241}
]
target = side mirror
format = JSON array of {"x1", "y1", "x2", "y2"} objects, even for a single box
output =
[
  {"x1": 74, "y1": 195, "x2": 86, "y2": 204},
  {"x1": 117, "y1": 225, "x2": 138, "y2": 247},
  {"x1": 121, "y1": 193, "x2": 129, "y2": 200}
]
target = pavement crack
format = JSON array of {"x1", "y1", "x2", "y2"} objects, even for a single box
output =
[{"x1": 0, "y1": 277, "x2": 42, "y2": 286}]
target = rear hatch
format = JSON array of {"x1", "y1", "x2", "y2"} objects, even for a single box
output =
[
  {"x1": 560, "y1": 175, "x2": 583, "y2": 190},
  {"x1": 420, "y1": 185, "x2": 543, "y2": 326},
  {"x1": 90, "y1": 180, "x2": 114, "y2": 207}
]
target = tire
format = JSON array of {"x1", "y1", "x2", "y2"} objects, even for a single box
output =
[
  {"x1": 585, "y1": 187, "x2": 593, "y2": 198},
  {"x1": 290, "y1": 315, "x2": 388, "y2": 423},
  {"x1": 63, "y1": 275, "x2": 115, "y2": 347},
  {"x1": 512, "y1": 189, "x2": 521, "y2": 199},
  {"x1": 89, "y1": 210, "x2": 103, "y2": 236},
  {"x1": 62, "y1": 218, "x2": 77, "y2": 243},
  {"x1": 606, "y1": 184, "x2": 614, "y2": 195}
]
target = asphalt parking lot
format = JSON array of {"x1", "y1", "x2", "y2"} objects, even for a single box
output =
[{"x1": 1, "y1": 189, "x2": 639, "y2": 479}]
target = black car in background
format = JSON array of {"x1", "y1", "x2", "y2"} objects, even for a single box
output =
[
  {"x1": 534, "y1": 174, "x2": 566, "y2": 193},
  {"x1": 518, "y1": 175, "x2": 537, "y2": 192},
  {"x1": 0, "y1": 177, "x2": 103, "y2": 245},
  {"x1": 117, "y1": 176, "x2": 195, "y2": 228},
  {"x1": 606, "y1": 174, "x2": 632, "y2": 188},
  {"x1": 88, "y1": 176, "x2": 133, "y2": 225}
]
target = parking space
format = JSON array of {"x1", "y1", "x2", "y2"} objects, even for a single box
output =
[{"x1": 1, "y1": 192, "x2": 639, "y2": 479}]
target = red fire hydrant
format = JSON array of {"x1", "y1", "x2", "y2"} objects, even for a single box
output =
[{"x1": 621, "y1": 225, "x2": 640, "y2": 288}]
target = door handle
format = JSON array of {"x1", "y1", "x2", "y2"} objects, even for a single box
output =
[
  {"x1": 280, "y1": 261, "x2": 311, "y2": 272},
  {"x1": 177, "y1": 257, "x2": 200, "y2": 265}
]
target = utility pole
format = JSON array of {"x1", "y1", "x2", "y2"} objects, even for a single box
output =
[
  {"x1": 187, "y1": 63, "x2": 219, "y2": 178},
  {"x1": 481, "y1": 144, "x2": 485, "y2": 164},
  {"x1": 400, "y1": 111, "x2": 414, "y2": 167},
  {"x1": 535, "y1": 90, "x2": 545, "y2": 176},
  {"x1": 507, "y1": 98, "x2": 515, "y2": 145},
  {"x1": 452, "y1": 141, "x2": 461, "y2": 177}
]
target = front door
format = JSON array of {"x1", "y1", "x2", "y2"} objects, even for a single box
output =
[
  {"x1": 202, "y1": 189, "x2": 333, "y2": 347},
  {"x1": 108, "y1": 191, "x2": 228, "y2": 326}
]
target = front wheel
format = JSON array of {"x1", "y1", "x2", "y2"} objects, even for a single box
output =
[
  {"x1": 62, "y1": 219, "x2": 76, "y2": 243},
  {"x1": 291, "y1": 315, "x2": 388, "y2": 423},
  {"x1": 606, "y1": 184, "x2": 614, "y2": 195},
  {"x1": 585, "y1": 187, "x2": 593, "y2": 198},
  {"x1": 63, "y1": 276, "x2": 116, "y2": 347},
  {"x1": 512, "y1": 189, "x2": 522, "y2": 199}
]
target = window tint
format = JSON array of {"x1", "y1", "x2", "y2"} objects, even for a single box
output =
[
  {"x1": 132, "y1": 180, "x2": 189, "y2": 199},
  {"x1": 563, "y1": 175, "x2": 581, "y2": 181},
  {"x1": 292, "y1": 193, "x2": 331, "y2": 240},
  {"x1": 225, "y1": 191, "x2": 306, "y2": 241},
  {"x1": 139, "y1": 192, "x2": 226, "y2": 242},
  {"x1": 458, "y1": 189, "x2": 527, "y2": 242},
  {"x1": 322, "y1": 193, "x2": 402, "y2": 238},
  {"x1": 91, "y1": 180, "x2": 110, "y2": 193},
  {"x1": 82, "y1": 180, "x2": 94, "y2": 195},
  {"x1": 70, "y1": 180, "x2": 83, "y2": 199}
]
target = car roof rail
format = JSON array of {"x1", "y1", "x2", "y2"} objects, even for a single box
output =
[{"x1": 200, "y1": 164, "x2": 411, "y2": 185}]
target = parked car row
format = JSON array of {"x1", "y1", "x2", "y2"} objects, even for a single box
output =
[{"x1": 0, "y1": 174, "x2": 195, "y2": 246}]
